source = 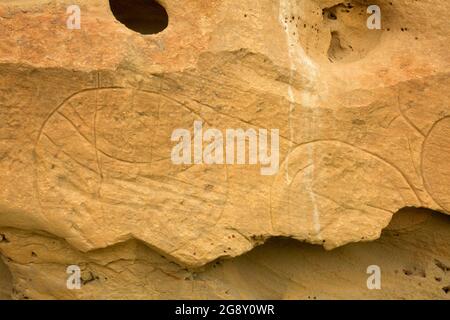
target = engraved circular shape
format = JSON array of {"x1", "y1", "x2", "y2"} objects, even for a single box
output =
[
  {"x1": 35, "y1": 88, "x2": 229, "y2": 250},
  {"x1": 270, "y1": 140, "x2": 419, "y2": 247}
]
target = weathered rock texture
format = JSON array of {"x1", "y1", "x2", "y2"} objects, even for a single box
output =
[{"x1": 0, "y1": 0, "x2": 449, "y2": 299}]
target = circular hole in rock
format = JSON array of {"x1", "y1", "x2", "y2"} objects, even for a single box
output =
[{"x1": 109, "y1": 0, "x2": 168, "y2": 35}]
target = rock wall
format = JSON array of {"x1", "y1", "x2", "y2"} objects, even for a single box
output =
[{"x1": 0, "y1": 0, "x2": 449, "y2": 299}]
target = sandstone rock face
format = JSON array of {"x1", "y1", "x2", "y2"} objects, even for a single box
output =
[{"x1": 0, "y1": 0, "x2": 449, "y2": 299}]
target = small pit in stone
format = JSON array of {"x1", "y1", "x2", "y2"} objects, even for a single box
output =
[{"x1": 109, "y1": 0, "x2": 169, "y2": 35}]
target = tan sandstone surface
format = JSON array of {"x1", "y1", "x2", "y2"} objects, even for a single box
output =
[{"x1": 0, "y1": 0, "x2": 449, "y2": 299}]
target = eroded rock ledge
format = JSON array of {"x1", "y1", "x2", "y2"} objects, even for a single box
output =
[{"x1": 0, "y1": 208, "x2": 449, "y2": 299}]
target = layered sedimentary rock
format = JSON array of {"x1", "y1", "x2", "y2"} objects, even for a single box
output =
[
  {"x1": 0, "y1": 0, "x2": 449, "y2": 299},
  {"x1": 0, "y1": 208, "x2": 449, "y2": 299}
]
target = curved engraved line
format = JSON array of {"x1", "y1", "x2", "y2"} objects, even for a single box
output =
[
  {"x1": 32, "y1": 87, "x2": 145, "y2": 222},
  {"x1": 94, "y1": 81, "x2": 104, "y2": 184},
  {"x1": 288, "y1": 163, "x2": 314, "y2": 190},
  {"x1": 285, "y1": 163, "x2": 314, "y2": 232},
  {"x1": 397, "y1": 94, "x2": 426, "y2": 137},
  {"x1": 139, "y1": 89, "x2": 211, "y2": 126},
  {"x1": 164, "y1": 160, "x2": 230, "y2": 256},
  {"x1": 136, "y1": 89, "x2": 232, "y2": 229},
  {"x1": 161, "y1": 90, "x2": 294, "y2": 138},
  {"x1": 35, "y1": 87, "x2": 204, "y2": 165},
  {"x1": 34, "y1": 86, "x2": 231, "y2": 253},
  {"x1": 154, "y1": 88, "x2": 310, "y2": 149},
  {"x1": 395, "y1": 93, "x2": 428, "y2": 200},
  {"x1": 42, "y1": 132, "x2": 99, "y2": 175},
  {"x1": 420, "y1": 116, "x2": 450, "y2": 212},
  {"x1": 38, "y1": 88, "x2": 156, "y2": 166},
  {"x1": 35, "y1": 87, "x2": 223, "y2": 166},
  {"x1": 406, "y1": 136, "x2": 421, "y2": 181},
  {"x1": 270, "y1": 139, "x2": 420, "y2": 236},
  {"x1": 271, "y1": 139, "x2": 422, "y2": 215},
  {"x1": 56, "y1": 110, "x2": 155, "y2": 166},
  {"x1": 269, "y1": 162, "x2": 313, "y2": 232},
  {"x1": 32, "y1": 86, "x2": 111, "y2": 231},
  {"x1": 33, "y1": 87, "x2": 119, "y2": 246}
]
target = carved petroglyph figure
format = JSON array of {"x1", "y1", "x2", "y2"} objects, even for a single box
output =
[{"x1": 0, "y1": 0, "x2": 449, "y2": 299}]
